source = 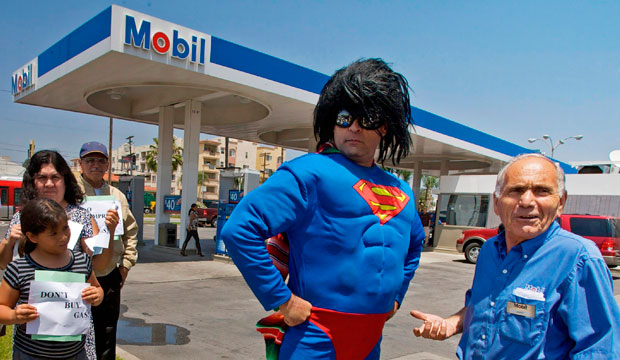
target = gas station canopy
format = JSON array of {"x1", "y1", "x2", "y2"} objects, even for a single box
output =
[{"x1": 11, "y1": 5, "x2": 573, "y2": 175}]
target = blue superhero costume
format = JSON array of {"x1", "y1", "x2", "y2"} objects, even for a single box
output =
[{"x1": 222, "y1": 151, "x2": 425, "y2": 359}]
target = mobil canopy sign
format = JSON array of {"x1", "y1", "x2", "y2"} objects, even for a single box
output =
[
  {"x1": 124, "y1": 15, "x2": 207, "y2": 65},
  {"x1": 11, "y1": 62, "x2": 35, "y2": 96}
]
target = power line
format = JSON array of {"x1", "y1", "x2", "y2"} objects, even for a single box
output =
[
  {"x1": 1, "y1": 118, "x2": 104, "y2": 134},
  {"x1": 0, "y1": 142, "x2": 27, "y2": 149},
  {"x1": 0, "y1": 147, "x2": 27, "y2": 153}
]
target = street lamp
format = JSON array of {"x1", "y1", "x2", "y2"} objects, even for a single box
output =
[{"x1": 527, "y1": 134, "x2": 583, "y2": 158}]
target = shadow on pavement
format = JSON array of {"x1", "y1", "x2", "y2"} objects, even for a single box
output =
[{"x1": 136, "y1": 239, "x2": 218, "y2": 264}]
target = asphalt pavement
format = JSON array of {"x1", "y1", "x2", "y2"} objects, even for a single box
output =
[
  {"x1": 118, "y1": 224, "x2": 468, "y2": 359},
  {"x1": 1, "y1": 221, "x2": 619, "y2": 360}
]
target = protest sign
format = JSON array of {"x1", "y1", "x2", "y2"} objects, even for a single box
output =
[
  {"x1": 27, "y1": 281, "x2": 90, "y2": 337},
  {"x1": 84, "y1": 232, "x2": 111, "y2": 252},
  {"x1": 28, "y1": 271, "x2": 88, "y2": 341},
  {"x1": 81, "y1": 195, "x2": 124, "y2": 237},
  {"x1": 67, "y1": 221, "x2": 83, "y2": 250}
]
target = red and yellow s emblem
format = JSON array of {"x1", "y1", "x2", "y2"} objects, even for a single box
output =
[{"x1": 353, "y1": 180, "x2": 409, "y2": 225}]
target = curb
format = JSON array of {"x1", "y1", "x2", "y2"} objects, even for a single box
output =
[
  {"x1": 212, "y1": 254, "x2": 234, "y2": 264},
  {"x1": 117, "y1": 346, "x2": 141, "y2": 360}
]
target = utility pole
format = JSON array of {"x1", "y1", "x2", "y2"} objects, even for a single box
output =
[
  {"x1": 28, "y1": 140, "x2": 35, "y2": 159},
  {"x1": 224, "y1": 137, "x2": 229, "y2": 168},
  {"x1": 126, "y1": 135, "x2": 134, "y2": 176},
  {"x1": 262, "y1": 152, "x2": 267, "y2": 182}
]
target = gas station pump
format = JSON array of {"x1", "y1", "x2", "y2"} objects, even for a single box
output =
[
  {"x1": 215, "y1": 169, "x2": 260, "y2": 255},
  {"x1": 117, "y1": 176, "x2": 144, "y2": 243}
]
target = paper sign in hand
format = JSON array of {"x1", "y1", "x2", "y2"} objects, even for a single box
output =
[
  {"x1": 67, "y1": 221, "x2": 83, "y2": 250},
  {"x1": 32, "y1": 271, "x2": 85, "y2": 342},
  {"x1": 27, "y1": 281, "x2": 90, "y2": 337},
  {"x1": 84, "y1": 232, "x2": 111, "y2": 252},
  {"x1": 81, "y1": 196, "x2": 124, "y2": 237}
]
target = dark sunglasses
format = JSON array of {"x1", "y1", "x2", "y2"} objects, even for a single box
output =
[{"x1": 335, "y1": 109, "x2": 384, "y2": 130}]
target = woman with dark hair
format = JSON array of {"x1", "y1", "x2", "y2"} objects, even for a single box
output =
[
  {"x1": 180, "y1": 203, "x2": 204, "y2": 256},
  {"x1": 1, "y1": 150, "x2": 115, "y2": 269}
]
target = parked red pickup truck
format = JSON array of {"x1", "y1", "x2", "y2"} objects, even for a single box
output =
[
  {"x1": 456, "y1": 214, "x2": 620, "y2": 266},
  {"x1": 196, "y1": 205, "x2": 218, "y2": 228}
]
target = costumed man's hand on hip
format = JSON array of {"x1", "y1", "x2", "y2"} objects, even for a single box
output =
[
  {"x1": 386, "y1": 301, "x2": 399, "y2": 321},
  {"x1": 279, "y1": 294, "x2": 312, "y2": 327}
]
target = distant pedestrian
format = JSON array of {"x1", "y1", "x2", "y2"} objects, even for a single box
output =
[{"x1": 181, "y1": 204, "x2": 203, "y2": 257}]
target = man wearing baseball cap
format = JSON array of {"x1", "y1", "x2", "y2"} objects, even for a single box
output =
[{"x1": 78, "y1": 141, "x2": 138, "y2": 360}]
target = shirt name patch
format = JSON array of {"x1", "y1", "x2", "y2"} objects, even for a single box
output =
[{"x1": 506, "y1": 301, "x2": 535, "y2": 318}]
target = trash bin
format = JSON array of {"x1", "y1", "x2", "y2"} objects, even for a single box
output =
[{"x1": 158, "y1": 223, "x2": 177, "y2": 247}]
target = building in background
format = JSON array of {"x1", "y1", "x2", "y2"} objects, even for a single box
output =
[
  {"x1": 75, "y1": 137, "x2": 286, "y2": 204},
  {"x1": 212, "y1": 137, "x2": 283, "y2": 183},
  {"x1": 0, "y1": 156, "x2": 25, "y2": 177},
  {"x1": 199, "y1": 139, "x2": 221, "y2": 201},
  {"x1": 256, "y1": 145, "x2": 284, "y2": 182},
  {"x1": 109, "y1": 137, "x2": 184, "y2": 196}
]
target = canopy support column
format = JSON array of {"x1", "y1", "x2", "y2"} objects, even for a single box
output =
[
  {"x1": 155, "y1": 106, "x2": 174, "y2": 245},
  {"x1": 413, "y1": 161, "x2": 422, "y2": 211},
  {"x1": 179, "y1": 100, "x2": 201, "y2": 251}
]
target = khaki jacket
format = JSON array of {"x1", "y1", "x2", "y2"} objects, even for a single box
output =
[{"x1": 77, "y1": 175, "x2": 139, "y2": 277}]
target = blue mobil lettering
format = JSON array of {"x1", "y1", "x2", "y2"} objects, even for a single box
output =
[
  {"x1": 124, "y1": 15, "x2": 206, "y2": 65},
  {"x1": 11, "y1": 63, "x2": 34, "y2": 95}
]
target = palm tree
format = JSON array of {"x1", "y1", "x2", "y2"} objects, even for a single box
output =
[
  {"x1": 421, "y1": 175, "x2": 439, "y2": 211},
  {"x1": 380, "y1": 166, "x2": 412, "y2": 183},
  {"x1": 145, "y1": 137, "x2": 183, "y2": 173},
  {"x1": 197, "y1": 171, "x2": 209, "y2": 201},
  {"x1": 395, "y1": 169, "x2": 412, "y2": 183}
]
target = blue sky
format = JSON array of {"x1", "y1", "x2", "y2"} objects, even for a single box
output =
[{"x1": 1, "y1": 1, "x2": 618, "y2": 164}]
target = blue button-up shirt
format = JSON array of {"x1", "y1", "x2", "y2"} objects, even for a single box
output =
[{"x1": 457, "y1": 221, "x2": 620, "y2": 359}]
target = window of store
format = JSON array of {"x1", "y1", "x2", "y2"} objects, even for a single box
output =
[{"x1": 438, "y1": 194, "x2": 489, "y2": 227}]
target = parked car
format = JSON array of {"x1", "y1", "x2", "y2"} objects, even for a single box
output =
[
  {"x1": 558, "y1": 214, "x2": 620, "y2": 268},
  {"x1": 456, "y1": 214, "x2": 620, "y2": 266},
  {"x1": 456, "y1": 226, "x2": 503, "y2": 264},
  {"x1": 196, "y1": 203, "x2": 218, "y2": 228}
]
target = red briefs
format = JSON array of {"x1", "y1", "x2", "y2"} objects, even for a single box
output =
[{"x1": 308, "y1": 306, "x2": 391, "y2": 360}]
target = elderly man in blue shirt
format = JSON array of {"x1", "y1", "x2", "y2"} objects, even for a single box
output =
[{"x1": 411, "y1": 153, "x2": 620, "y2": 359}]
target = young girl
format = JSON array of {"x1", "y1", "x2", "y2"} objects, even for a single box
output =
[{"x1": 0, "y1": 198, "x2": 103, "y2": 360}]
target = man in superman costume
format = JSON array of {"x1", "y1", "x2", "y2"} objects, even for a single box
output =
[{"x1": 222, "y1": 58, "x2": 425, "y2": 359}]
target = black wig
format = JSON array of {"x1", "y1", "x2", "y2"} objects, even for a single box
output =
[
  {"x1": 21, "y1": 150, "x2": 85, "y2": 205},
  {"x1": 313, "y1": 58, "x2": 413, "y2": 165}
]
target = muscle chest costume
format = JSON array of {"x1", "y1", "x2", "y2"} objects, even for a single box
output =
[{"x1": 222, "y1": 152, "x2": 425, "y2": 359}]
